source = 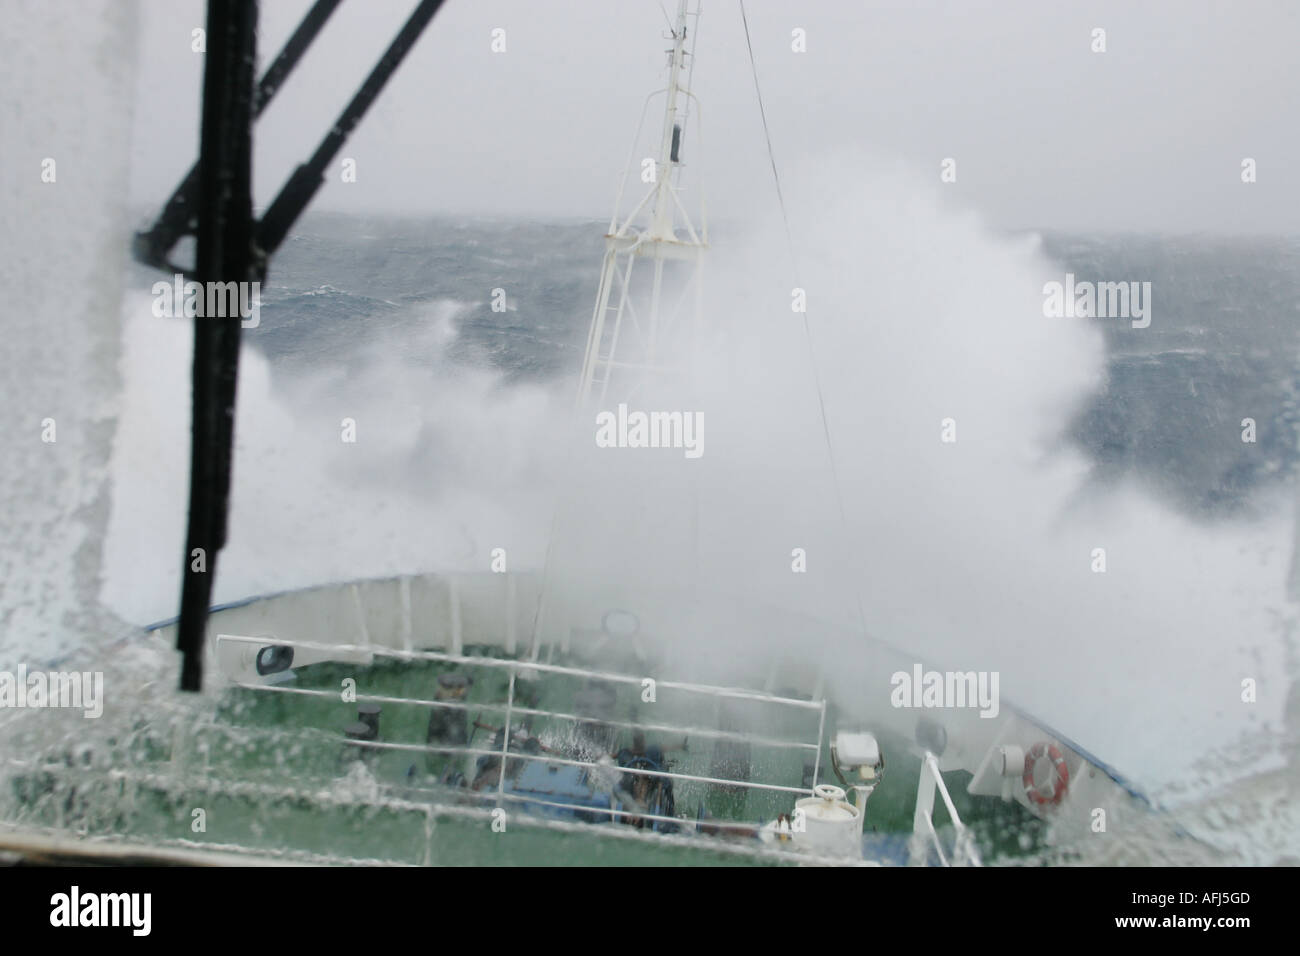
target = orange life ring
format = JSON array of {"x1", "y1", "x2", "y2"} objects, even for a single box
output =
[{"x1": 1022, "y1": 742, "x2": 1069, "y2": 806}]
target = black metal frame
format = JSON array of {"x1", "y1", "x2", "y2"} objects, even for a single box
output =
[{"x1": 133, "y1": 0, "x2": 446, "y2": 691}]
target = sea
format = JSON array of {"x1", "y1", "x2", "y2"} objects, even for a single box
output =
[
  {"x1": 6, "y1": 0, "x2": 1295, "y2": 873},
  {"x1": 3, "y1": 206, "x2": 1295, "y2": 865}
]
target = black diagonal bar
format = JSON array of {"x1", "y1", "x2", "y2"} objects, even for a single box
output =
[
  {"x1": 133, "y1": 0, "x2": 342, "y2": 272},
  {"x1": 177, "y1": 0, "x2": 259, "y2": 692},
  {"x1": 258, "y1": 0, "x2": 446, "y2": 258}
]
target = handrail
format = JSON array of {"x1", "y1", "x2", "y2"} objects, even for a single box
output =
[
  {"x1": 213, "y1": 634, "x2": 828, "y2": 813},
  {"x1": 216, "y1": 633, "x2": 822, "y2": 709},
  {"x1": 224, "y1": 677, "x2": 818, "y2": 753},
  {"x1": 911, "y1": 751, "x2": 981, "y2": 866},
  {"x1": 321, "y1": 735, "x2": 815, "y2": 797}
]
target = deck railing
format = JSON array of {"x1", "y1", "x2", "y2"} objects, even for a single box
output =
[
  {"x1": 215, "y1": 633, "x2": 827, "y2": 835},
  {"x1": 911, "y1": 751, "x2": 981, "y2": 866}
]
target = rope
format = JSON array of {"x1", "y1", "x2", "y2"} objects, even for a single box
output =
[
  {"x1": 738, "y1": 1, "x2": 870, "y2": 640},
  {"x1": 738, "y1": 1, "x2": 794, "y2": 260}
]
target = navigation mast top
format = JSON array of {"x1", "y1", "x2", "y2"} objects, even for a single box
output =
[{"x1": 576, "y1": 0, "x2": 707, "y2": 408}]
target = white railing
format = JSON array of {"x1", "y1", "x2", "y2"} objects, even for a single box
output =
[
  {"x1": 214, "y1": 634, "x2": 827, "y2": 834},
  {"x1": 911, "y1": 751, "x2": 981, "y2": 866}
]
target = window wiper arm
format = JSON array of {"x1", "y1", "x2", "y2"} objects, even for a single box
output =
[
  {"x1": 133, "y1": 0, "x2": 344, "y2": 274},
  {"x1": 133, "y1": 0, "x2": 446, "y2": 691},
  {"x1": 259, "y1": 0, "x2": 447, "y2": 259}
]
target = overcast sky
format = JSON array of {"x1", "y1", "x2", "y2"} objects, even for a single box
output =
[{"x1": 129, "y1": 0, "x2": 1300, "y2": 232}]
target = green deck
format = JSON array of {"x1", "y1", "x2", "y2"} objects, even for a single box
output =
[{"x1": 6, "y1": 648, "x2": 1044, "y2": 865}]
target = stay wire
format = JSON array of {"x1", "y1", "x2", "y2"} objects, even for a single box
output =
[{"x1": 738, "y1": 0, "x2": 871, "y2": 641}]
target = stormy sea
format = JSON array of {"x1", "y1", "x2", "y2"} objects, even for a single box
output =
[{"x1": 91, "y1": 209, "x2": 1300, "y2": 864}]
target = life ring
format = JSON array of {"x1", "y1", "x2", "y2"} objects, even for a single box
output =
[{"x1": 1022, "y1": 743, "x2": 1069, "y2": 806}]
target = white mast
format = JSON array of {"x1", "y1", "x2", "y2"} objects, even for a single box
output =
[
  {"x1": 532, "y1": 0, "x2": 706, "y2": 657},
  {"x1": 576, "y1": 0, "x2": 706, "y2": 409}
]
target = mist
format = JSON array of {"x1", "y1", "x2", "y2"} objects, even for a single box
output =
[
  {"x1": 101, "y1": 151, "x2": 1290, "y2": 809},
  {"x1": 486, "y1": 151, "x2": 1293, "y2": 796}
]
